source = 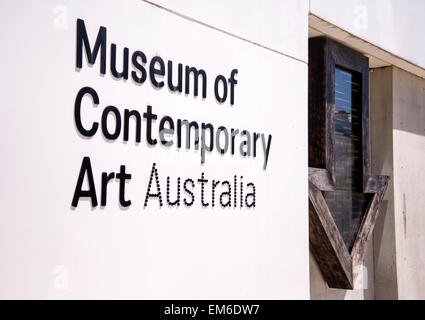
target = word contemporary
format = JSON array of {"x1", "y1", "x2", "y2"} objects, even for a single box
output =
[{"x1": 75, "y1": 87, "x2": 272, "y2": 168}]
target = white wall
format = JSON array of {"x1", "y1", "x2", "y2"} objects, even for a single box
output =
[
  {"x1": 0, "y1": 0, "x2": 310, "y2": 299},
  {"x1": 310, "y1": 0, "x2": 425, "y2": 70},
  {"x1": 148, "y1": 0, "x2": 309, "y2": 63}
]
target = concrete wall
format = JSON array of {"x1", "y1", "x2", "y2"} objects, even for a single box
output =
[
  {"x1": 370, "y1": 66, "x2": 425, "y2": 300},
  {"x1": 392, "y1": 67, "x2": 425, "y2": 299},
  {"x1": 370, "y1": 67, "x2": 398, "y2": 300}
]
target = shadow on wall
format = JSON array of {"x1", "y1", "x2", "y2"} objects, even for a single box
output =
[
  {"x1": 309, "y1": 252, "x2": 348, "y2": 300},
  {"x1": 392, "y1": 68, "x2": 425, "y2": 136}
]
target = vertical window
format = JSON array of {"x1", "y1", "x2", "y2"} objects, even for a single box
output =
[
  {"x1": 323, "y1": 67, "x2": 373, "y2": 252},
  {"x1": 308, "y1": 37, "x2": 389, "y2": 289}
]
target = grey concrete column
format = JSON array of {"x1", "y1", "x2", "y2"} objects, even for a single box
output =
[{"x1": 370, "y1": 66, "x2": 398, "y2": 300}]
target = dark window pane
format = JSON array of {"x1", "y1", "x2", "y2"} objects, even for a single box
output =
[
  {"x1": 323, "y1": 190, "x2": 373, "y2": 252},
  {"x1": 323, "y1": 67, "x2": 371, "y2": 252},
  {"x1": 333, "y1": 67, "x2": 363, "y2": 191}
]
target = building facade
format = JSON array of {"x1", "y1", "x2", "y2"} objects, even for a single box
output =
[{"x1": 1, "y1": 0, "x2": 424, "y2": 300}]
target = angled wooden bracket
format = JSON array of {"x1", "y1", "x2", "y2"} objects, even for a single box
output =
[{"x1": 309, "y1": 169, "x2": 389, "y2": 289}]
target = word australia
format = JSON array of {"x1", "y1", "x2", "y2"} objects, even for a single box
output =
[{"x1": 71, "y1": 160, "x2": 256, "y2": 209}]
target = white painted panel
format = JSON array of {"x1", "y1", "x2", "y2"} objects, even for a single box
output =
[
  {"x1": 310, "y1": 0, "x2": 425, "y2": 70},
  {"x1": 0, "y1": 0, "x2": 309, "y2": 299},
  {"x1": 148, "y1": 0, "x2": 309, "y2": 62}
]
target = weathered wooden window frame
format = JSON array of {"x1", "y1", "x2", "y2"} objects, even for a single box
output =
[{"x1": 308, "y1": 37, "x2": 389, "y2": 289}]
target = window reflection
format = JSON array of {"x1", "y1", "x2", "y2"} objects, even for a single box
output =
[{"x1": 323, "y1": 67, "x2": 372, "y2": 252}]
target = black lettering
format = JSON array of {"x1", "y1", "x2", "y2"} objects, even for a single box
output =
[
  {"x1": 74, "y1": 86, "x2": 99, "y2": 137},
  {"x1": 149, "y1": 56, "x2": 165, "y2": 88},
  {"x1": 228, "y1": 69, "x2": 238, "y2": 105},
  {"x1": 166, "y1": 176, "x2": 180, "y2": 206},
  {"x1": 167, "y1": 60, "x2": 183, "y2": 92},
  {"x1": 76, "y1": 18, "x2": 106, "y2": 74},
  {"x1": 131, "y1": 51, "x2": 147, "y2": 84},
  {"x1": 185, "y1": 66, "x2": 207, "y2": 98},
  {"x1": 220, "y1": 181, "x2": 231, "y2": 208},
  {"x1": 183, "y1": 178, "x2": 195, "y2": 207},
  {"x1": 159, "y1": 116, "x2": 175, "y2": 146},
  {"x1": 198, "y1": 172, "x2": 209, "y2": 207},
  {"x1": 116, "y1": 165, "x2": 132, "y2": 207},
  {"x1": 214, "y1": 75, "x2": 227, "y2": 103},
  {"x1": 143, "y1": 105, "x2": 158, "y2": 145},
  {"x1": 101, "y1": 172, "x2": 115, "y2": 206},
  {"x1": 144, "y1": 163, "x2": 163, "y2": 207},
  {"x1": 124, "y1": 109, "x2": 142, "y2": 143},
  {"x1": 110, "y1": 43, "x2": 129, "y2": 79},
  {"x1": 71, "y1": 157, "x2": 98, "y2": 207},
  {"x1": 177, "y1": 119, "x2": 199, "y2": 149},
  {"x1": 101, "y1": 105, "x2": 121, "y2": 140}
]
